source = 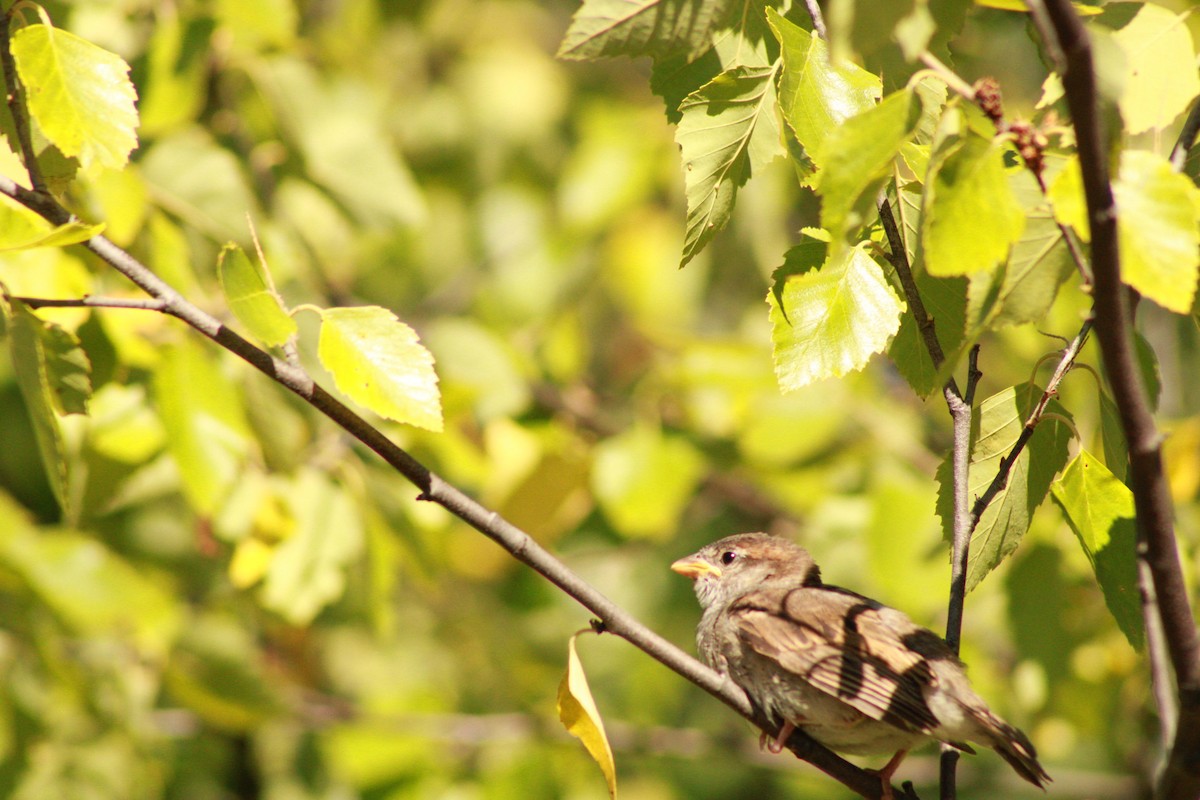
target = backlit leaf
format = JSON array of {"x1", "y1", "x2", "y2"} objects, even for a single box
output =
[
  {"x1": 218, "y1": 243, "x2": 296, "y2": 347},
  {"x1": 1112, "y1": 3, "x2": 1200, "y2": 134},
  {"x1": 769, "y1": 243, "x2": 905, "y2": 390},
  {"x1": 1051, "y1": 450, "x2": 1143, "y2": 649},
  {"x1": 558, "y1": 0, "x2": 733, "y2": 62},
  {"x1": 10, "y1": 21, "x2": 138, "y2": 170},
  {"x1": 318, "y1": 306, "x2": 443, "y2": 431}
]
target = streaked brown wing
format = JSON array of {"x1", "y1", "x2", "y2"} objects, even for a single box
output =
[{"x1": 732, "y1": 586, "x2": 945, "y2": 733}]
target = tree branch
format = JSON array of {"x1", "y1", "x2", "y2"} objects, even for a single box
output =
[
  {"x1": 1, "y1": 6, "x2": 45, "y2": 193},
  {"x1": 13, "y1": 295, "x2": 169, "y2": 311},
  {"x1": 1029, "y1": 2, "x2": 1200, "y2": 798},
  {"x1": 0, "y1": 167, "x2": 914, "y2": 799}
]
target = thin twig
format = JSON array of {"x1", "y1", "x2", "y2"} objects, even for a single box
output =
[
  {"x1": 803, "y1": 0, "x2": 827, "y2": 39},
  {"x1": 12, "y1": 295, "x2": 169, "y2": 311},
  {"x1": 1030, "y1": 2, "x2": 1200, "y2": 798},
  {"x1": 918, "y1": 52, "x2": 976, "y2": 101}
]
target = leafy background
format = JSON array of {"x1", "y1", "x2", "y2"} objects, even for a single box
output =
[{"x1": 0, "y1": 0, "x2": 1198, "y2": 798}]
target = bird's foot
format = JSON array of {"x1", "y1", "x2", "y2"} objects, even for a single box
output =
[
  {"x1": 760, "y1": 721, "x2": 796, "y2": 754},
  {"x1": 867, "y1": 749, "x2": 908, "y2": 800}
]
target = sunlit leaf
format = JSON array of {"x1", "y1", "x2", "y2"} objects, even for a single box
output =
[
  {"x1": 0, "y1": 197, "x2": 104, "y2": 251},
  {"x1": 816, "y1": 88, "x2": 921, "y2": 242},
  {"x1": 1113, "y1": 151, "x2": 1200, "y2": 313},
  {"x1": 768, "y1": 8, "x2": 881, "y2": 172},
  {"x1": 558, "y1": 0, "x2": 733, "y2": 61},
  {"x1": 923, "y1": 133, "x2": 1025, "y2": 276},
  {"x1": 318, "y1": 306, "x2": 443, "y2": 431},
  {"x1": 557, "y1": 631, "x2": 617, "y2": 799},
  {"x1": 769, "y1": 243, "x2": 905, "y2": 390},
  {"x1": 1051, "y1": 450, "x2": 1144, "y2": 649},
  {"x1": 10, "y1": 21, "x2": 139, "y2": 171},
  {"x1": 1112, "y1": 3, "x2": 1200, "y2": 134},
  {"x1": 676, "y1": 64, "x2": 783, "y2": 266},
  {"x1": 218, "y1": 243, "x2": 296, "y2": 347}
]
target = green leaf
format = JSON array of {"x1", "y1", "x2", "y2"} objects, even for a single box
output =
[
  {"x1": 768, "y1": 8, "x2": 881, "y2": 171},
  {"x1": 154, "y1": 338, "x2": 251, "y2": 515},
  {"x1": 769, "y1": 243, "x2": 905, "y2": 390},
  {"x1": 888, "y1": 269, "x2": 967, "y2": 397},
  {"x1": 318, "y1": 306, "x2": 443, "y2": 431},
  {"x1": 1051, "y1": 451, "x2": 1144, "y2": 649},
  {"x1": 1112, "y1": 3, "x2": 1200, "y2": 134},
  {"x1": 966, "y1": 169, "x2": 1075, "y2": 332},
  {"x1": 0, "y1": 197, "x2": 104, "y2": 251},
  {"x1": 676, "y1": 64, "x2": 783, "y2": 266},
  {"x1": 10, "y1": 21, "x2": 139, "y2": 171},
  {"x1": 923, "y1": 133, "x2": 1025, "y2": 276},
  {"x1": 558, "y1": 0, "x2": 733, "y2": 61},
  {"x1": 0, "y1": 515, "x2": 181, "y2": 655},
  {"x1": 217, "y1": 243, "x2": 297, "y2": 347},
  {"x1": 557, "y1": 631, "x2": 618, "y2": 799},
  {"x1": 936, "y1": 383, "x2": 1073, "y2": 591},
  {"x1": 816, "y1": 88, "x2": 921, "y2": 243},
  {"x1": 1113, "y1": 150, "x2": 1200, "y2": 313},
  {"x1": 262, "y1": 469, "x2": 363, "y2": 625},
  {"x1": 6, "y1": 299, "x2": 92, "y2": 515},
  {"x1": 591, "y1": 424, "x2": 705, "y2": 539}
]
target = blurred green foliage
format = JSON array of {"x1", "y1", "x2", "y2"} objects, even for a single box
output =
[{"x1": 0, "y1": 1, "x2": 1197, "y2": 798}]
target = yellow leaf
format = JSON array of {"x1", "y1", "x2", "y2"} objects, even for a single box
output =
[{"x1": 557, "y1": 631, "x2": 617, "y2": 799}]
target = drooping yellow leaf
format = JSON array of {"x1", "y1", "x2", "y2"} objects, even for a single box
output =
[{"x1": 557, "y1": 631, "x2": 617, "y2": 799}]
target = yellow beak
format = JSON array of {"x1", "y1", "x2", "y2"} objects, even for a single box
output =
[{"x1": 670, "y1": 557, "x2": 722, "y2": 580}]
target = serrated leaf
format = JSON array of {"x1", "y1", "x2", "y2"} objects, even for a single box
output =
[
  {"x1": 817, "y1": 88, "x2": 921, "y2": 243},
  {"x1": 1112, "y1": 3, "x2": 1200, "y2": 134},
  {"x1": 558, "y1": 0, "x2": 733, "y2": 62},
  {"x1": 936, "y1": 383, "x2": 1073, "y2": 591},
  {"x1": 1051, "y1": 451, "x2": 1144, "y2": 649},
  {"x1": 769, "y1": 243, "x2": 905, "y2": 390},
  {"x1": 261, "y1": 470, "x2": 363, "y2": 625},
  {"x1": 591, "y1": 424, "x2": 706, "y2": 539},
  {"x1": 6, "y1": 299, "x2": 92, "y2": 515},
  {"x1": 966, "y1": 169, "x2": 1075, "y2": 332},
  {"x1": 768, "y1": 8, "x2": 881, "y2": 171},
  {"x1": 318, "y1": 306, "x2": 442, "y2": 431},
  {"x1": 10, "y1": 22, "x2": 139, "y2": 171},
  {"x1": 923, "y1": 134, "x2": 1025, "y2": 276},
  {"x1": 155, "y1": 338, "x2": 251, "y2": 515},
  {"x1": 557, "y1": 631, "x2": 618, "y2": 799},
  {"x1": 1113, "y1": 150, "x2": 1200, "y2": 313},
  {"x1": 218, "y1": 243, "x2": 296, "y2": 347},
  {"x1": 677, "y1": 64, "x2": 783, "y2": 266}
]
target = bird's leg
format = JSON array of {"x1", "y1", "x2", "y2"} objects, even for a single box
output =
[
  {"x1": 761, "y1": 721, "x2": 796, "y2": 754},
  {"x1": 868, "y1": 749, "x2": 908, "y2": 800}
]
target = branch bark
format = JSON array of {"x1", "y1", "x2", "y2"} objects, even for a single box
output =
[{"x1": 1029, "y1": 2, "x2": 1200, "y2": 798}]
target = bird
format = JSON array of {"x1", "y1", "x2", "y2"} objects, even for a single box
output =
[{"x1": 671, "y1": 532, "x2": 1050, "y2": 793}]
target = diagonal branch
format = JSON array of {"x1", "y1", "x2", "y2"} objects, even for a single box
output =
[
  {"x1": 0, "y1": 168, "x2": 912, "y2": 800},
  {"x1": 1028, "y1": 2, "x2": 1200, "y2": 798}
]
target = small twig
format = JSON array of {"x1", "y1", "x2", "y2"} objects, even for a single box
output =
[
  {"x1": 11, "y1": 295, "x2": 169, "y2": 311},
  {"x1": 0, "y1": 6, "x2": 46, "y2": 193},
  {"x1": 918, "y1": 52, "x2": 976, "y2": 101},
  {"x1": 802, "y1": 0, "x2": 827, "y2": 39}
]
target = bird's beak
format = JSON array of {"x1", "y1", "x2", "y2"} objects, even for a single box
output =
[{"x1": 671, "y1": 556, "x2": 721, "y2": 580}]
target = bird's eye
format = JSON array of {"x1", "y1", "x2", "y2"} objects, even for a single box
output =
[{"x1": 719, "y1": 550, "x2": 738, "y2": 566}]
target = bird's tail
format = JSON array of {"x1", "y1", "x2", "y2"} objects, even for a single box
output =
[{"x1": 985, "y1": 715, "x2": 1052, "y2": 789}]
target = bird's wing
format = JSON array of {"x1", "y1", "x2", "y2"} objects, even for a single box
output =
[{"x1": 731, "y1": 586, "x2": 958, "y2": 734}]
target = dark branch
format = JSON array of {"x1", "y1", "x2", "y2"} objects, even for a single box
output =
[
  {"x1": 12, "y1": 295, "x2": 168, "y2": 311},
  {"x1": 1030, "y1": 2, "x2": 1200, "y2": 798},
  {"x1": 1, "y1": 6, "x2": 46, "y2": 193}
]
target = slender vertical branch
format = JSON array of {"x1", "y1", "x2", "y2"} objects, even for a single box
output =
[
  {"x1": 1, "y1": 5, "x2": 46, "y2": 192},
  {"x1": 1030, "y1": 2, "x2": 1200, "y2": 798}
]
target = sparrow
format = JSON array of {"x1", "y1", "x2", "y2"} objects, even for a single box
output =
[{"x1": 671, "y1": 532, "x2": 1050, "y2": 791}]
